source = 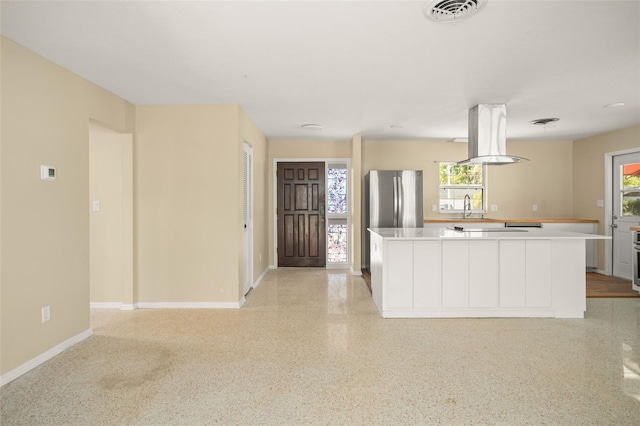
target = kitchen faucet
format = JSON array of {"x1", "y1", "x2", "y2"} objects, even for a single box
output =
[{"x1": 463, "y1": 194, "x2": 472, "y2": 219}]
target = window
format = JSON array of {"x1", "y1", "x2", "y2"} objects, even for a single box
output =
[
  {"x1": 327, "y1": 164, "x2": 348, "y2": 265},
  {"x1": 621, "y1": 162, "x2": 640, "y2": 217},
  {"x1": 439, "y1": 162, "x2": 485, "y2": 213}
]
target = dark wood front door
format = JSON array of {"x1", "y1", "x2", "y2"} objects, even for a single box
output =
[{"x1": 277, "y1": 162, "x2": 326, "y2": 267}]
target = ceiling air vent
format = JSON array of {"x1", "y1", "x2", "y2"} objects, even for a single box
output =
[
  {"x1": 424, "y1": 0, "x2": 487, "y2": 23},
  {"x1": 530, "y1": 118, "x2": 559, "y2": 126}
]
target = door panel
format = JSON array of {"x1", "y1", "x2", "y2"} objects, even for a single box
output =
[
  {"x1": 278, "y1": 162, "x2": 326, "y2": 267},
  {"x1": 398, "y1": 170, "x2": 423, "y2": 228},
  {"x1": 612, "y1": 151, "x2": 640, "y2": 279}
]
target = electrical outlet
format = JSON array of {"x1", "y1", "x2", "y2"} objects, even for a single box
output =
[
  {"x1": 490, "y1": 205, "x2": 498, "y2": 212},
  {"x1": 532, "y1": 204, "x2": 538, "y2": 212},
  {"x1": 431, "y1": 204, "x2": 437, "y2": 212},
  {"x1": 597, "y1": 199, "x2": 604, "y2": 208},
  {"x1": 42, "y1": 305, "x2": 50, "y2": 323}
]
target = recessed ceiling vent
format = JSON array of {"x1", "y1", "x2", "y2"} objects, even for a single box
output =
[
  {"x1": 424, "y1": 0, "x2": 487, "y2": 23},
  {"x1": 530, "y1": 118, "x2": 559, "y2": 126}
]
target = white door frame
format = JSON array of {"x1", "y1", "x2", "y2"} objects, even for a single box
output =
[
  {"x1": 243, "y1": 141, "x2": 254, "y2": 295},
  {"x1": 603, "y1": 147, "x2": 640, "y2": 276}
]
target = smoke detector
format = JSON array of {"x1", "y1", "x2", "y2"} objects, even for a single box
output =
[
  {"x1": 424, "y1": 0, "x2": 488, "y2": 23},
  {"x1": 301, "y1": 124, "x2": 322, "y2": 130}
]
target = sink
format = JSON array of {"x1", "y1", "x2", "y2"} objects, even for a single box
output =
[{"x1": 447, "y1": 227, "x2": 528, "y2": 233}]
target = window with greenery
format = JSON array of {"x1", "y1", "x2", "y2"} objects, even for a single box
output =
[
  {"x1": 439, "y1": 163, "x2": 485, "y2": 213},
  {"x1": 327, "y1": 164, "x2": 348, "y2": 265},
  {"x1": 621, "y1": 163, "x2": 640, "y2": 217}
]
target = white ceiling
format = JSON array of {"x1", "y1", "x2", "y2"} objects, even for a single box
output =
[{"x1": 1, "y1": 0, "x2": 639, "y2": 142}]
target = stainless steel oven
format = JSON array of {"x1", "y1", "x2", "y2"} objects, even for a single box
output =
[{"x1": 633, "y1": 231, "x2": 640, "y2": 291}]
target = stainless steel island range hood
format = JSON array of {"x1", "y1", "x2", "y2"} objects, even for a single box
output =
[{"x1": 458, "y1": 104, "x2": 529, "y2": 165}]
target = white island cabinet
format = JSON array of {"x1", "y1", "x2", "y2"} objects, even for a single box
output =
[{"x1": 369, "y1": 228, "x2": 609, "y2": 319}]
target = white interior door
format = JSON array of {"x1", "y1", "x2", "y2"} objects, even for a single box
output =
[
  {"x1": 612, "y1": 151, "x2": 640, "y2": 280},
  {"x1": 243, "y1": 142, "x2": 254, "y2": 295}
]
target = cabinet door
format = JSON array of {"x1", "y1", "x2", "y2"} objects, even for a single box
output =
[
  {"x1": 499, "y1": 240, "x2": 526, "y2": 307},
  {"x1": 370, "y1": 233, "x2": 384, "y2": 314},
  {"x1": 442, "y1": 241, "x2": 469, "y2": 307},
  {"x1": 526, "y1": 240, "x2": 552, "y2": 307},
  {"x1": 469, "y1": 240, "x2": 498, "y2": 307},
  {"x1": 414, "y1": 241, "x2": 441, "y2": 308},
  {"x1": 386, "y1": 241, "x2": 414, "y2": 309}
]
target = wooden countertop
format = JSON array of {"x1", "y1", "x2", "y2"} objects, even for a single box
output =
[
  {"x1": 631, "y1": 226, "x2": 640, "y2": 231},
  {"x1": 424, "y1": 218, "x2": 599, "y2": 224}
]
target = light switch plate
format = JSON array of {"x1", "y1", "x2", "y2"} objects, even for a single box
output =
[
  {"x1": 532, "y1": 204, "x2": 538, "y2": 212},
  {"x1": 490, "y1": 205, "x2": 498, "y2": 212},
  {"x1": 92, "y1": 200, "x2": 101, "y2": 212},
  {"x1": 42, "y1": 305, "x2": 50, "y2": 323},
  {"x1": 597, "y1": 200, "x2": 604, "y2": 208}
]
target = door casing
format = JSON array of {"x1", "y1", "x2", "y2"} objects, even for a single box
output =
[
  {"x1": 604, "y1": 147, "x2": 640, "y2": 276},
  {"x1": 272, "y1": 158, "x2": 350, "y2": 269},
  {"x1": 277, "y1": 162, "x2": 326, "y2": 267},
  {"x1": 243, "y1": 141, "x2": 253, "y2": 295}
]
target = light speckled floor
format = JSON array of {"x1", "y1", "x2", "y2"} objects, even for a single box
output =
[{"x1": 2, "y1": 268, "x2": 640, "y2": 425}]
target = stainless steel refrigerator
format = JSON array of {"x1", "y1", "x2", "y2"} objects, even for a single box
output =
[{"x1": 364, "y1": 170, "x2": 424, "y2": 270}]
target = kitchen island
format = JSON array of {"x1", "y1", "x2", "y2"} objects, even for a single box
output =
[{"x1": 369, "y1": 227, "x2": 609, "y2": 319}]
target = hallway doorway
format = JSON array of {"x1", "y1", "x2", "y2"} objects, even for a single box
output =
[{"x1": 89, "y1": 122, "x2": 134, "y2": 309}]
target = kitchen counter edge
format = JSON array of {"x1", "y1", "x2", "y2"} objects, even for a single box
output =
[
  {"x1": 424, "y1": 218, "x2": 599, "y2": 224},
  {"x1": 368, "y1": 227, "x2": 610, "y2": 240}
]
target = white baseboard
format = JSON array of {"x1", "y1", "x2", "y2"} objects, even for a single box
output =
[
  {"x1": 252, "y1": 266, "x2": 272, "y2": 289},
  {"x1": 594, "y1": 269, "x2": 608, "y2": 275},
  {"x1": 136, "y1": 301, "x2": 243, "y2": 309},
  {"x1": 350, "y1": 268, "x2": 363, "y2": 276},
  {"x1": 90, "y1": 302, "x2": 122, "y2": 309},
  {"x1": 120, "y1": 303, "x2": 138, "y2": 311},
  {"x1": 0, "y1": 328, "x2": 93, "y2": 387},
  {"x1": 93, "y1": 301, "x2": 244, "y2": 310},
  {"x1": 90, "y1": 302, "x2": 139, "y2": 310}
]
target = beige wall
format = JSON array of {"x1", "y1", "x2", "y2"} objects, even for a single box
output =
[
  {"x1": 362, "y1": 139, "x2": 575, "y2": 220},
  {"x1": 1, "y1": 38, "x2": 268, "y2": 380},
  {"x1": 267, "y1": 139, "x2": 351, "y2": 266},
  {"x1": 1, "y1": 37, "x2": 134, "y2": 376},
  {"x1": 573, "y1": 124, "x2": 640, "y2": 269},
  {"x1": 488, "y1": 141, "x2": 574, "y2": 218},
  {"x1": 136, "y1": 105, "x2": 247, "y2": 303},
  {"x1": 238, "y1": 109, "x2": 269, "y2": 289}
]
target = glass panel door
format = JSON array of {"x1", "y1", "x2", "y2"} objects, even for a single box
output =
[{"x1": 327, "y1": 163, "x2": 348, "y2": 267}]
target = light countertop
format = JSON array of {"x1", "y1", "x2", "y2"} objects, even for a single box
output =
[
  {"x1": 369, "y1": 227, "x2": 610, "y2": 240},
  {"x1": 424, "y1": 218, "x2": 599, "y2": 224}
]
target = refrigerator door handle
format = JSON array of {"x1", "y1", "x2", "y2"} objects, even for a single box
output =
[
  {"x1": 397, "y1": 176, "x2": 404, "y2": 227},
  {"x1": 393, "y1": 176, "x2": 398, "y2": 228}
]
